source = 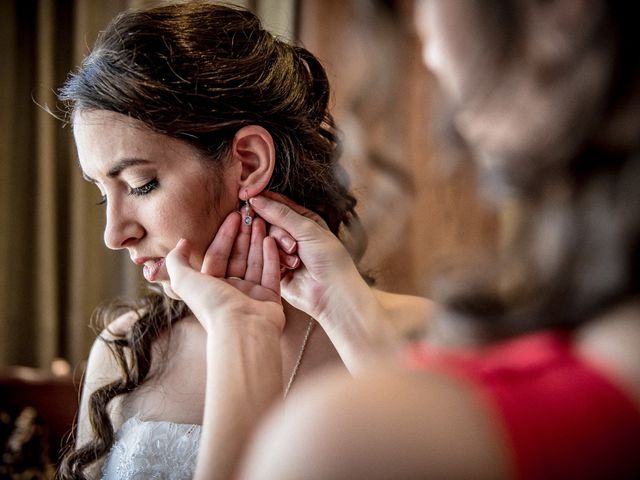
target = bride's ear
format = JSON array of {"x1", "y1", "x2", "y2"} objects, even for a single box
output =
[{"x1": 231, "y1": 125, "x2": 275, "y2": 200}]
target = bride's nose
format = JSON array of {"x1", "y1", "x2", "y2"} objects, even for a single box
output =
[{"x1": 103, "y1": 198, "x2": 145, "y2": 250}]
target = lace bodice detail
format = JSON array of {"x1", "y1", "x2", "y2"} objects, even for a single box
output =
[{"x1": 101, "y1": 417, "x2": 201, "y2": 479}]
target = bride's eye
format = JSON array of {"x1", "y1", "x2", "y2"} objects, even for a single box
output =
[{"x1": 130, "y1": 178, "x2": 159, "y2": 196}]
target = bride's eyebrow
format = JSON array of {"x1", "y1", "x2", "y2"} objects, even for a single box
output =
[
  {"x1": 106, "y1": 158, "x2": 152, "y2": 178},
  {"x1": 82, "y1": 158, "x2": 153, "y2": 183}
]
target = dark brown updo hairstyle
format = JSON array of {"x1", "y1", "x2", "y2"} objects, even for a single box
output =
[
  {"x1": 435, "y1": 1, "x2": 640, "y2": 340},
  {"x1": 56, "y1": 2, "x2": 365, "y2": 478}
]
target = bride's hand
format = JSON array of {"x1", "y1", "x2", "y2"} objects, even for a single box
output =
[
  {"x1": 203, "y1": 206, "x2": 300, "y2": 280},
  {"x1": 169, "y1": 213, "x2": 286, "y2": 480},
  {"x1": 165, "y1": 213, "x2": 285, "y2": 334}
]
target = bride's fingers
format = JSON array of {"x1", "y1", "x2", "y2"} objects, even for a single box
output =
[
  {"x1": 261, "y1": 237, "x2": 281, "y2": 295},
  {"x1": 226, "y1": 207, "x2": 253, "y2": 278},
  {"x1": 166, "y1": 239, "x2": 200, "y2": 298},
  {"x1": 244, "y1": 217, "x2": 266, "y2": 283},
  {"x1": 201, "y1": 212, "x2": 241, "y2": 277}
]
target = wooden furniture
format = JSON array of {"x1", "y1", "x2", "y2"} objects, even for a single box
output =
[{"x1": 1, "y1": 366, "x2": 79, "y2": 469}]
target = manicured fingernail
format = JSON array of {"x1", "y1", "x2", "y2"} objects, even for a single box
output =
[
  {"x1": 286, "y1": 255, "x2": 300, "y2": 268},
  {"x1": 281, "y1": 237, "x2": 296, "y2": 253},
  {"x1": 249, "y1": 196, "x2": 266, "y2": 208}
]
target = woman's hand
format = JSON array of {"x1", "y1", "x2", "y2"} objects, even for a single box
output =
[
  {"x1": 165, "y1": 213, "x2": 285, "y2": 334},
  {"x1": 250, "y1": 193, "x2": 357, "y2": 320},
  {"x1": 211, "y1": 203, "x2": 301, "y2": 281},
  {"x1": 250, "y1": 193, "x2": 401, "y2": 373}
]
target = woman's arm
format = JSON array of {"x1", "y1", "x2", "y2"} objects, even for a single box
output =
[
  {"x1": 165, "y1": 215, "x2": 286, "y2": 480},
  {"x1": 240, "y1": 366, "x2": 511, "y2": 479},
  {"x1": 251, "y1": 194, "x2": 431, "y2": 373},
  {"x1": 372, "y1": 289, "x2": 435, "y2": 339}
]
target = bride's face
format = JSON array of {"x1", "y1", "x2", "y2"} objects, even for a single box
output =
[{"x1": 74, "y1": 109, "x2": 241, "y2": 299}]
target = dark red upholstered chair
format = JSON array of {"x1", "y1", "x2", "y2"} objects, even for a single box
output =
[{"x1": 0, "y1": 366, "x2": 80, "y2": 474}]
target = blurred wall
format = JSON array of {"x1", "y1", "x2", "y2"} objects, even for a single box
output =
[{"x1": 298, "y1": 0, "x2": 497, "y2": 295}]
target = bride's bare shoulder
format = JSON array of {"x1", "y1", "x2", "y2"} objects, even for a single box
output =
[
  {"x1": 77, "y1": 309, "x2": 149, "y2": 446},
  {"x1": 102, "y1": 309, "x2": 143, "y2": 338}
]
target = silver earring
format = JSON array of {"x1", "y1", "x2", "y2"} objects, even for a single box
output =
[{"x1": 242, "y1": 200, "x2": 253, "y2": 225}]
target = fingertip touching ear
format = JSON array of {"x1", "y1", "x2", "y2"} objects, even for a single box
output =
[{"x1": 231, "y1": 125, "x2": 276, "y2": 201}]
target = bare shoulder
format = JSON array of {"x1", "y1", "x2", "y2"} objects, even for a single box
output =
[
  {"x1": 76, "y1": 310, "x2": 142, "y2": 447},
  {"x1": 103, "y1": 309, "x2": 141, "y2": 338},
  {"x1": 372, "y1": 289, "x2": 435, "y2": 338},
  {"x1": 83, "y1": 309, "x2": 141, "y2": 393},
  {"x1": 243, "y1": 367, "x2": 512, "y2": 479},
  {"x1": 576, "y1": 300, "x2": 640, "y2": 404}
]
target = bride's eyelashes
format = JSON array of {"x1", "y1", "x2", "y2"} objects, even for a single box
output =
[
  {"x1": 95, "y1": 178, "x2": 159, "y2": 206},
  {"x1": 129, "y1": 178, "x2": 159, "y2": 197}
]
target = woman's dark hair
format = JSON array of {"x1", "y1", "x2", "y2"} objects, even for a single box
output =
[
  {"x1": 57, "y1": 2, "x2": 365, "y2": 478},
  {"x1": 435, "y1": 1, "x2": 640, "y2": 340}
]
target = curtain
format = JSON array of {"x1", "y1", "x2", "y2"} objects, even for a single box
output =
[
  {"x1": 0, "y1": 0, "x2": 296, "y2": 370},
  {"x1": 0, "y1": 0, "x2": 137, "y2": 370}
]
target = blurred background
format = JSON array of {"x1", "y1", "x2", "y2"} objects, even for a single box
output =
[{"x1": 0, "y1": 0, "x2": 496, "y2": 471}]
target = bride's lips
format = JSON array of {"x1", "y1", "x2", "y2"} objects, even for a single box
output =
[{"x1": 133, "y1": 257, "x2": 166, "y2": 282}]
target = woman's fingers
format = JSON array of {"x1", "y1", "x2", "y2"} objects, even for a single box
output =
[
  {"x1": 261, "y1": 191, "x2": 328, "y2": 229},
  {"x1": 262, "y1": 237, "x2": 281, "y2": 295},
  {"x1": 167, "y1": 237, "x2": 281, "y2": 334},
  {"x1": 244, "y1": 217, "x2": 266, "y2": 283},
  {"x1": 279, "y1": 250, "x2": 300, "y2": 270},
  {"x1": 226, "y1": 207, "x2": 254, "y2": 278},
  {"x1": 201, "y1": 212, "x2": 241, "y2": 277},
  {"x1": 268, "y1": 225, "x2": 297, "y2": 254},
  {"x1": 249, "y1": 195, "x2": 323, "y2": 240},
  {"x1": 166, "y1": 238, "x2": 191, "y2": 271},
  {"x1": 198, "y1": 198, "x2": 309, "y2": 287},
  {"x1": 166, "y1": 238, "x2": 200, "y2": 300}
]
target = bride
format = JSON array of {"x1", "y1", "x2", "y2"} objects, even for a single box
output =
[{"x1": 57, "y1": 3, "x2": 431, "y2": 479}]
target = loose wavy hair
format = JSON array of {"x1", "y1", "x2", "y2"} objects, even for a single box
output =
[
  {"x1": 57, "y1": 2, "x2": 366, "y2": 477},
  {"x1": 433, "y1": 1, "x2": 640, "y2": 340}
]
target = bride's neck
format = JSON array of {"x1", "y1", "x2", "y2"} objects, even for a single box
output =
[
  {"x1": 280, "y1": 301, "x2": 345, "y2": 387},
  {"x1": 281, "y1": 301, "x2": 313, "y2": 357}
]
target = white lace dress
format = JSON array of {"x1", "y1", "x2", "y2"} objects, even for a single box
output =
[{"x1": 101, "y1": 417, "x2": 201, "y2": 479}]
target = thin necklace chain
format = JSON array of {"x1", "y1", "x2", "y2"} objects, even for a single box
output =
[{"x1": 284, "y1": 318, "x2": 315, "y2": 398}]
